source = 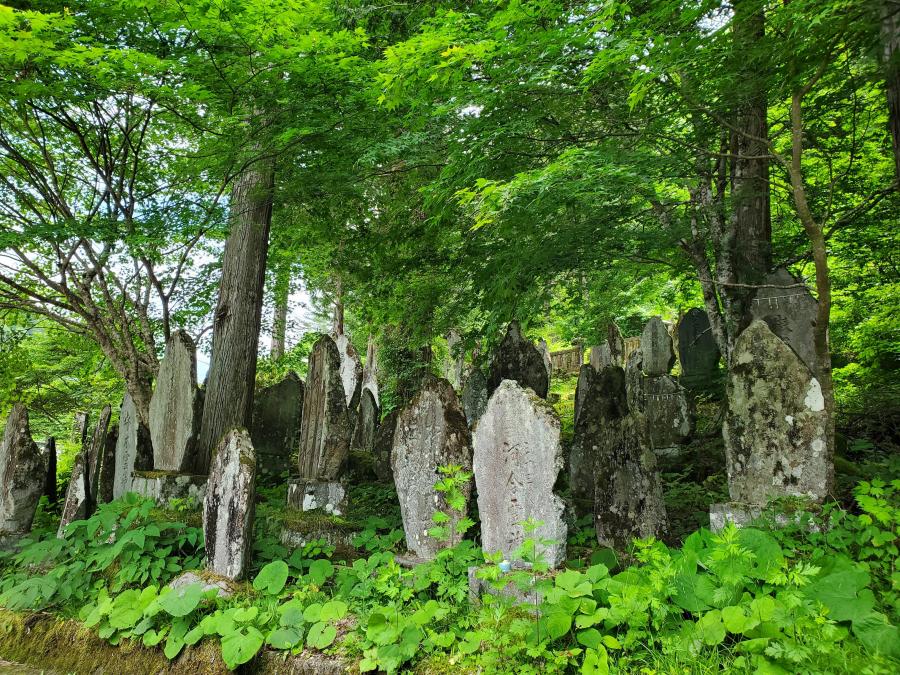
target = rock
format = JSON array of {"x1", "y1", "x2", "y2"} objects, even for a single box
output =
[
  {"x1": 131, "y1": 471, "x2": 207, "y2": 504},
  {"x1": 298, "y1": 335, "x2": 354, "y2": 481},
  {"x1": 444, "y1": 329, "x2": 466, "y2": 391},
  {"x1": 334, "y1": 333, "x2": 363, "y2": 411},
  {"x1": 591, "y1": 368, "x2": 668, "y2": 550},
  {"x1": 42, "y1": 437, "x2": 57, "y2": 505},
  {"x1": 351, "y1": 388, "x2": 379, "y2": 456},
  {"x1": 643, "y1": 375, "x2": 693, "y2": 450},
  {"x1": 373, "y1": 409, "x2": 398, "y2": 481},
  {"x1": 570, "y1": 367, "x2": 628, "y2": 517},
  {"x1": 168, "y1": 570, "x2": 235, "y2": 599},
  {"x1": 251, "y1": 372, "x2": 304, "y2": 480},
  {"x1": 677, "y1": 308, "x2": 721, "y2": 391},
  {"x1": 538, "y1": 339, "x2": 552, "y2": 379},
  {"x1": 0, "y1": 404, "x2": 45, "y2": 535},
  {"x1": 749, "y1": 268, "x2": 820, "y2": 377},
  {"x1": 58, "y1": 450, "x2": 89, "y2": 537},
  {"x1": 97, "y1": 424, "x2": 118, "y2": 504},
  {"x1": 473, "y1": 380, "x2": 567, "y2": 568},
  {"x1": 203, "y1": 428, "x2": 256, "y2": 580},
  {"x1": 590, "y1": 323, "x2": 625, "y2": 370},
  {"x1": 150, "y1": 330, "x2": 200, "y2": 472},
  {"x1": 112, "y1": 393, "x2": 153, "y2": 500},
  {"x1": 72, "y1": 412, "x2": 89, "y2": 445},
  {"x1": 573, "y1": 363, "x2": 595, "y2": 428},
  {"x1": 85, "y1": 404, "x2": 112, "y2": 510},
  {"x1": 624, "y1": 348, "x2": 646, "y2": 413},
  {"x1": 722, "y1": 320, "x2": 831, "y2": 505},
  {"x1": 392, "y1": 376, "x2": 473, "y2": 559},
  {"x1": 640, "y1": 317, "x2": 675, "y2": 376},
  {"x1": 461, "y1": 368, "x2": 489, "y2": 427},
  {"x1": 286, "y1": 479, "x2": 348, "y2": 516},
  {"x1": 487, "y1": 321, "x2": 550, "y2": 399}
]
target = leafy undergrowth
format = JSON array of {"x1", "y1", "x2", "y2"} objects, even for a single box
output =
[{"x1": 0, "y1": 481, "x2": 898, "y2": 674}]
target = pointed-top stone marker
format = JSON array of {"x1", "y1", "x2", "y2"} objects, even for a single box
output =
[
  {"x1": 113, "y1": 393, "x2": 153, "y2": 499},
  {"x1": 150, "y1": 330, "x2": 200, "y2": 472},
  {"x1": 0, "y1": 404, "x2": 45, "y2": 536},
  {"x1": 487, "y1": 321, "x2": 550, "y2": 399}
]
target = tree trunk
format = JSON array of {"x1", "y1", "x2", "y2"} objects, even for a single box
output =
[
  {"x1": 882, "y1": 0, "x2": 900, "y2": 185},
  {"x1": 332, "y1": 279, "x2": 344, "y2": 336},
  {"x1": 197, "y1": 158, "x2": 275, "y2": 473},
  {"x1": 729, "y1": 0, "x2": 772, "y2": 321},
  {"x1": 270, "y1": 268, "x2": 289, "y2": 359}
]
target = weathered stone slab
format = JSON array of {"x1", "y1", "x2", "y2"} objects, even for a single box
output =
[
  {"x1": 373, "y1": 409, "x2": 398, "y2": 481},
  {"x1": 97, "y1": 425, "x2": 118, "y2": 504},
  {"x1": 351, "y1": 388, "x2": 379, "y2": 456},
  {"x1": 113, "y1": 393, "x2": 153, "y2": 500},
  {"x1": 443, "y1": 330, "x2": 466, "y2": 391},
  {"x1": 0, "y1": 404, "x2": 45, "y2": 536},
  {"x1": 150, "y1": 330, "x2": 200, "y2": 472},
  {"x1": 392, "y1": 376, "x2": 473, "y2": 560},
  {"x1": 85, "y1": 404, "x2": 112, "y2": 509},
  {"x1": 573, "y1": 363, "x2": 595, "y2": 428},
  {"x1": 280, "y1": 509, "x2": 361, "y2": 551},
  {"x1": 204, "y1": 428, "x2": 256, "y2": 580},
  {"x1": 643, "y1": 375, "x2": 693, "y2": 450},
  {"x1": 677, "y1": 308, "x2": 721, "y2": 391},
  {"x1": 72, "y1": 412, "x2": 89, "y2": 445},
  {"x1": 473, "y1": 380, "x2": 566, "y2": 568},
  {"x1": 590, "y1": 323, "x2": 625, "y2": 370},
  {"x1": 640, "y1": 317, "x2": 675, "y2": 376},
  {"x1": 749, "y1": 268, "x2": 819, "y2": 377},
  {"x1": 591, "y1": 367, "x2": 668, "y2": 550},
  {"x1": 624, "y1": 348, "x2": 646, "y2": 413},
  {"x1": 42, "y1": 437, "x2": 57, "y2": 505},
  {"x1": 334, "y1": 333, "x2": 363, "y2": 411},
  {"x1": 298, "y1": 335, "x2": 353, "y2": 481},
  {"x1": 723, "y1": 320, "x2": 830, "y2": 505},
  {"x1": 286, "y1": 479, "x2": 347, "y2": 516},
  {"x1": 570, "y1": 367, "x2": 628, "y2": 517},
  {"x1": 487, "y1": 322, "x2": 549, "y2": 399},
  {"x1": 251, "y1": 372, "x2": 304, "y2": 480},
  {"x1": 538, "y1": 339, "x2": 552, "y2": 379},
  {"x1": 130, "y1": 471, "x2": 207, "y2": 504},
  {"x1": 461, "y1": 368, "x2": 488, "y2": 427},
  {"x1": 58, "y1": 449, "x2": 89, "y2": 537}
]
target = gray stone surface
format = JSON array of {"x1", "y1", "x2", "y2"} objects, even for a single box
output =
[
  {"x1": 373, "y1": 409, "x2": 398, "y2": 481},
  {"x1": 708, "y1": 502, "x2": 824, "y2": 533},
  {"x1": 334, "y1": 333, "x2": 363, "y2": 411},
  {"x1": 640, "y1": 317, "x2": 675, "y2": 376},
  {"x1": 723, "y1": 320, "x2": 831, "y2": 504},
  {"x1": 168, "y1": 570, "x2": 235, "y2": 599},
  {"x1": 85, "y1": 404, "x2": 112, "y2": 509},
  {"x1": 351, "y1": 388, "x2": 379, "y2": 456},
  {"x1": 749, "y1": 268, "x2": 820, "y2": 377},
  {"x1": 677, "y1": 308, "x2": 721, "y2": 390},
  {"x1": 573, "y1": 363, "x2": 595, "y2": 428},
  {"x1": 487, "y1": 321, "x2": 549, "y2": 399},
  {"x1": 204, "y1": 428, "x2": 256, "y2": 580},
  {"x1": 97, "y1": 424, "x2": 118, "y2": 504},
  {"x1": 298, "y1": 335, "x2": 354, "y2": 481},
  {"x1": 461, "y1": 368, "x2": 489, "y2": 427},
  {"x1": 590, "y1": 323, "x2": 626, "y2": 370},
  {"x1": 392, "y1": 376, "x2": 473, "y2": 560},
  {"x1": 538, "y1": 339, "x2": 552, "y2": 379},
  {"x1": 113, "y1": 393, "x2": 153, "y2": 499},
  {"x1": 591, "y1": 367, "x2": 668, "y2": 550},
  {"x1": 444, "y1": 330, "x2": 466, "y2": 391},
  {"x1": 286, "y1": 479, "x2": 348, "y2": 516},
  {"x1": 150, "y1": 330, "x2": 200, "y2": 472},
  {"x1": 473, "y1": 380, "x2": 567, "y2": 568},
  {"x1": 643, "y1": 375, "x2": 693, "y2": 450},
  {"x1": 0, "y1": 404, "x2": 45, "y2": 535},
  {"x1": 58, "y1": 449, "x2": 89, "y2": 537},
  {"x1": 251, "y1": 372, "x2": 304, "y2": 479},
  {"x1": 130, "y1": 471, "x2": 207, "y2": 504},
  {"x1": 42, "y1": 437, "x2": 57, "y2": 505},
  {"x1": 624, "y1": 348, "x2": 646, "y2": 413},
  {"x1": 72, "y1": 412, "x2": 89, "y2": 445}
]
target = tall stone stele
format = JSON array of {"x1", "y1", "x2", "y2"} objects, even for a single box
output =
[
  {"x1": 0, "y1": 404, "x2": 46, "y2": 539},
  {"x1": 291, "y1": 335, "x2": 354, "y2": 515},
  {"x1": 473, "y1": 380, "x2": 567, "y2": 568},
  {"x1": 677, "y1": 308, "x2": 721, "y2": 392},
  {"x1": 392, "y1": 376, "x2": 473, "y2": 560},
  {"x1": 59, "y1": 405, "x2": 111, "y2": 535},
  {"x1": 204, "y1": 428, "x2": 256, "y2": 580},
  {"x1": 487, "y1": 321, "x2": 550, "y2": 399},
  {"x1": 590, "y1": 323, "x2": 626, "y2": 370},
  {"x1": 113, "y1": 393, "x2": 153, "y2": 500},
  {"x1": 351, "y1": 388, "x2": 379, "y2": 456},
  {"x1": 150, "y1": 330, "x2": 201, "y2": 473},
  {"x1": 713, "y1": 320, "x2": 831, "y2": 529},
  {"x1": 589, "y1": 368, "x2": 668, "y2": 549},
  {"x1": 461, "y1": 368, "x2": 489, "y2": 428},
  {"x1": 250, "y1": 372, "x2": 305, "y2": 480},
  {"x1": 640, "y1": 317, "x2": 676, "y2": 377}
]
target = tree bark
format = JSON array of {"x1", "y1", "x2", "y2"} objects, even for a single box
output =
[
  {"x1": 882, "y1": 0, "x2": 900, "y2": 185},
  {"x1": 270, "y1": 267, "x2": 289, "y2": 359},
  {"x1": 197, "y1": 158, "x2": 275, "y2": 473}
]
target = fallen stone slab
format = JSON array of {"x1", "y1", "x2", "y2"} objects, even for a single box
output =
[{"x1": 130, "y1": 470, "x2": 207, "y2": 505}]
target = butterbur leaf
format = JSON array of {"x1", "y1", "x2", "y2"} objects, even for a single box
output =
[
  {"x1": 303, "y1": 603, "x2": 322, "y2": 623},
  {"x1": 307, "y1": 621, "x2": 337, "y2": 650},
  {"x1": 253, "y1": 560, "x2": 290, "y2": 595},
  {"x1": 158, "y1": 583, "x2": 203, "y2": 617},
  {"x1": 279, "y1": 599, "x2": 306, "y2": 627},
  {"x1": 307, "y1": 559, "x2": 334, "y2": 585},
  {"x1": 320, "y1": 600, "x2": 348, "y2": 622},
  {"x1": 163, "y1": 634, "x2": 184, "y2": 659},
  {"x1": 267, "y1": 626, "x2": 302, "y2": 649},
  {"x1": 142, "y1": 628, "x2": 166, "y2": 647},
  {"x1": 581, "y1": 646, "x2": 609, "y2": 675},
  {"x1": 221, "y1": 626, "x2": 264, "y2": 669},
  {"x1": 544, "y1": 611, "x2": 573, "y2": 640},
  {"x1": 233, "y1": 606, "x2": 259, "y2": 623},
  {"x1": 696, "y1": 610, "x2": 726, "y2": 646},
  {"x1": 577, "y1": 628, "x2": 603, "y2": 649}
]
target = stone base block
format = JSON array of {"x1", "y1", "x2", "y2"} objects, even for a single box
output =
[
  {"x1": 286, "y1": 479, "x2": 347, "y2": 515},
  {"x1": 709, "y1": 502, "x2": 823, "y2": 532},
  {"x1": 130, "y1": 471, "x2": 207, "y2": 504},
  {"x1": 280, "y1": 509, "x2": 362, "y2": 552},
  {"x1": 467, "y1": 565, "x2": 543, "y2": 606},
  {"x1": 168, "y1": 570, "x2": 235, "y2": 599}
]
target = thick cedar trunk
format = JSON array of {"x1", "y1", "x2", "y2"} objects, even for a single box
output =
[
  {"x1": 270, "y1": 270, "x2": 289, "y2": 359},
  {"x1": 883, "y1": 1, "x2": 900, "y2": 184},
  {"x1": 197, "y1": 158, "x2": 275, "y2": 473}
]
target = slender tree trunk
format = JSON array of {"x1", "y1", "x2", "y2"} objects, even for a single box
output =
[
  {"x1": 882, "y1": 0, "x2": 900, "y2": 185},
  {"x1": 270, "y1": 267, "x2": 289, "y2": 359},
  {"x1": 197, "y1": 157, "x2": 275, "y2": 473},
  {"x1": 332, "y1": 279, "x2": 344, "y2": 336}
]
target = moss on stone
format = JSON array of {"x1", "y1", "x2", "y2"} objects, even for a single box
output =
[{"x1": 279, "y1": 508, "x2": 362, "y2": 534}]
